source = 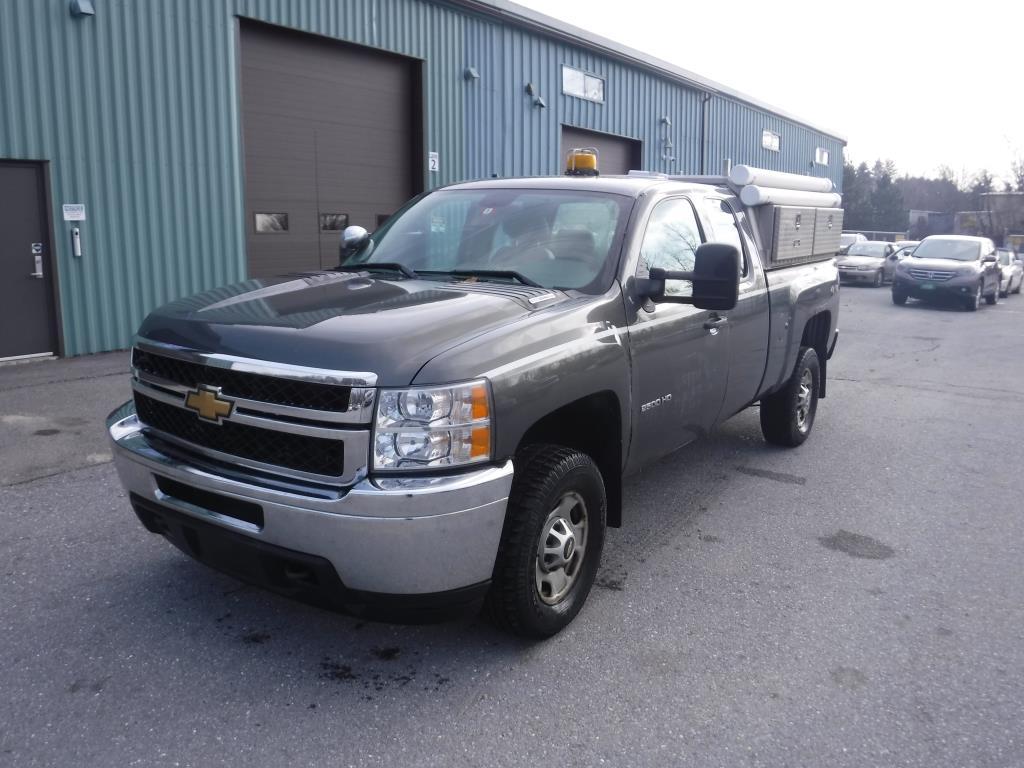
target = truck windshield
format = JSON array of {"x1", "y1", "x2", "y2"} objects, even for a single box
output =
[
  {"x1": 846, "y1": 243, "x2": 887, "y2": 258},
  {"x1": 341, "y1": 188, "x2": 633, "y2": 292},
  {"x1": 911, "y1": 239, "x2": 981, "y2": 261}
]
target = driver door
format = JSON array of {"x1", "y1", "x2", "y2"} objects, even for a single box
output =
[{"x1": 625, "y1": 197, "x2": 730, "y2": 470}]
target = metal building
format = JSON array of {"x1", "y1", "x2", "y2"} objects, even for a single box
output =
[{"x1": 0, "y1": 0, "x2": 845, "y2": 359}]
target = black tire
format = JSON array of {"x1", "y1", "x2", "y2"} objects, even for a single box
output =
[
  {"x1": 986, "y1": 286, "x2": 998, "y2": 305},
  {"x1": 892, "y1": 289, "x2": 908, "y2": 305},
  {"x1": 760, "y1": 347, "x2": 820, "y2": 448},
  {"x1": 966, "y1": 282, "x2": 981, "y2": 311},
  {"x1": 485, "y1": 444, "x2": 606, "y2": 638},
  {"x1": 1013, "y1": 278, "x2": 1022, "y2": 295},
  {"x1": 873, "y1": 270, "x2": 883, "y2": 288},
  {"x1": 999, "y1": 286, "x2": 1008, "y2": 298}
]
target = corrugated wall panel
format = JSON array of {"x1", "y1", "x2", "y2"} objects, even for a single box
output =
[
  {"x1": 0, "y1": 0, "x2": 245, "y2": 356},
  {"x1": 0, "y1": 0, "x2": 844, "y2": 356},
  {"x1": 462, "y1": 18, "x2": 704, "y2": 179},
  {"x1": 708, "y1": 96, "x2": 845, "y2": 190}
]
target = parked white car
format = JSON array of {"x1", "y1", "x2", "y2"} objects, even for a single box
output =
[{"x1": 997, "y1": 248, "x2": 1023, "y2": 297}]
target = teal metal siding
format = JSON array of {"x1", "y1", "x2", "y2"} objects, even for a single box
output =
[
  {"x1": 461, "y1": 17, "x2": 703, "y2": 179},
  {"x1": 0, "y1": 0, "x2": 244, "y2": 356},
  {"x1": 708, "y1": 96, "x2": 845, "y2": 190},
  {"x1": 0, "y1": 0, "x2": 844, "y2": 356}
]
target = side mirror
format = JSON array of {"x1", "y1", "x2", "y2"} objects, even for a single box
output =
[
  {"x1": 340, "y1": 225, "x2": 370, "y2": 259},
  {"x1": 982, "y1": 253, "x2": 997, "y2": 264},
  {"x1": 640, "y1": 243, "x2": 740, "y2": 311}
]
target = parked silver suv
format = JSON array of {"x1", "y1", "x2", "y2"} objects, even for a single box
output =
[{"x1": 891, "y1": 235, "x2": 1001, "y2": 311}]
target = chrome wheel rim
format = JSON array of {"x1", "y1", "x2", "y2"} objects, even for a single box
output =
[
  {"x1": 795, "y1": 368, "x2": 814, "y2": 432},
  {"x1": 535, "y1": 491, "x2": 588, "y2": 605}
]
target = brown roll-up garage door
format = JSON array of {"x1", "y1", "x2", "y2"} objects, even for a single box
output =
[
  {"x1": 560, "y1": 126, "x2": 642, "y2": 176},
  {"x1": 240, "y1": 21, "x2": 421, "y2": 278}
]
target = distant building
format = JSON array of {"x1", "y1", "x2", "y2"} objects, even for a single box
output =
[
  {"x1": 908, "y1": 210, "x2": 954, "y2": 239},
  {"x1": 955, "y1": 193, "x2": 1024, "y2": 247}
]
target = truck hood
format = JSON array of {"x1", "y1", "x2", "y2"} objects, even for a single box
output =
[{"x1": 136, "y1": 271, "x2": 565, "y2": 385}]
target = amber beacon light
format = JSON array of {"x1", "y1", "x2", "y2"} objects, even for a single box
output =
[{"x1": 565, "y1": 147, "x2": 599, "y2": 176}]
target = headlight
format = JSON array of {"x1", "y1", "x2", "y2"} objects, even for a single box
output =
[
  {"x1": 957, "y1": 266, "x2": 976, "y2": 276},
  {"x1": 373, "y1": 380, "x2": 492, "y2": 471}
]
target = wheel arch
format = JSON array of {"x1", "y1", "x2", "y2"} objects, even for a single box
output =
[{"x1": 514, "y1": 391, "x2": 623, "y2": 528}]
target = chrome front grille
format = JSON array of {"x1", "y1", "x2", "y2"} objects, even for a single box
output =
[
  {"x1": 130, "y1": 341, "x2": 375, "y2": 485},
  {"x1": 908, "y1": 269, "x2": 955, "y2": 282}
]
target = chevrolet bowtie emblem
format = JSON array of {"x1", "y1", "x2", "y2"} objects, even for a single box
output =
[{"x1": 184, "y1": 385, "x2": 234, "y2": 424}]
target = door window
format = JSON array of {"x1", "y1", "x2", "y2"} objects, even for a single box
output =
[
  {"x1": 703, "y1": 199, "x2": 748, "y2": 277},
  {"x1": 637, "y1": 198, "x2": 704, "y2": 296}
]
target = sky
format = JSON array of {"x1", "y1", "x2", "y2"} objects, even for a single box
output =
[{"x1": 515, "y1": 0, "x2": 1022, "y2": 184}]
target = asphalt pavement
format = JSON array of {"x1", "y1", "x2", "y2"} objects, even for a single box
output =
[{"x1": 2, "y1": 285, "x2": 1023, "y2": 767}]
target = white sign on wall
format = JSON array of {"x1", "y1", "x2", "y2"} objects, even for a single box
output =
[
  {"x1": 62, "y1": 203, "x2": 86, "y2": 221},
  {"x1": 428, "y1": 152, "x2": 439, "y2": 173}
]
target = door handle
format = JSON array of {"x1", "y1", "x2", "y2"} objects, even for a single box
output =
[
  {"x1": 703, "y1": 315, "x2": 727, "y2": 331},
  {"x1": 28, "y1": 251, "x2": 44, "y2": 278}
]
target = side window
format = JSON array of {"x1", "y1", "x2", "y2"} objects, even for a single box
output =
[
  {"x1": 638, "y1": 198, "x2": 704, "y2": 296},
  {"x1": 703, "y1": 199, "x2": 748, "y2": 277}
]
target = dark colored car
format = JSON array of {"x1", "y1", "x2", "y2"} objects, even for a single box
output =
[{"x1": 891, "y1": 235, "x2": 1001, "y2": 310}]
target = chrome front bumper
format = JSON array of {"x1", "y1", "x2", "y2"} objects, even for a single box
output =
[{"x1": 108, "y1": 402, "x2": 513, "y2": 596}]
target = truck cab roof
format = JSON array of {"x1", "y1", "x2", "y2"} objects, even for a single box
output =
[{"x1": 443, "y1": 174, "x2": 733, "y2": 200}]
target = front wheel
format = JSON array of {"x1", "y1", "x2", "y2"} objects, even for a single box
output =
[
  {"x1": 892, "y1": 289, "x2": 908, "y2": 305},
  {"x1": 760, "y1": 347, "x2": 820, "y2": 447},
  {"x1": 966, "y1": 282, "x2": 982, "y2": 311},
  {"x1": 485, "y1": 445, "x2": 606, "y2": 637},
  {"x1": 873, "y1": 270, "x2": 883, "y2": 288},
  {"x1": 986, "y1": 286, "x2": 998, "y2": 305}
]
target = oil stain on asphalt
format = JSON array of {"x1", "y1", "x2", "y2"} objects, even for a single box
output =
[{"x1": 819, "y1": 530, "x2": 895, "y2": 559}]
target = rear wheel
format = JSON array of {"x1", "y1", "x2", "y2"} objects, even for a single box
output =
[
  {"x1": 485, "y1": 445, "x2": 606, "y2": 637},
  {"x1": 892, "y1": 288, "x2": 908, "y2": 305},
  {"x1": 760, "y1": 347, "x2": 820, "y2": 448}
]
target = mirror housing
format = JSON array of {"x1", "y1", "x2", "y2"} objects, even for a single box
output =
[
  {"x1": 340, "y1": 225, "x2": 370, "y2": 260},
  {"x1": 982, "y1": 253, "x2": 997, "y2": 264},
  {"x1": 638, "y1": 243, "x2": 740, "y2": 311}
]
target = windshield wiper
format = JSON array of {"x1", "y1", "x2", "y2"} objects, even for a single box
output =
[
  {"x1": 335, "y1": 262, "x2": 418, "y2": 279},
  {"x1": 420, "y1": 269, "x2": 543, "y2": 288}
]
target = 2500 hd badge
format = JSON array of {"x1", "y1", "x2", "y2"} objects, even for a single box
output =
[{"x1": 108, "y1": 161, "x2": 841, "y2": 637}]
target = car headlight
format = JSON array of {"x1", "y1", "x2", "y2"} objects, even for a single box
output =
[
  {"x1": 373, "y1": 380, "x2": 492, "y2": 471},
  {"x1": 957, "y1": 266, "x2": 976, "y2": 276}
]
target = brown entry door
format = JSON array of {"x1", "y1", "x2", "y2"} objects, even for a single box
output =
[{"x1": 0, "y1": 162, "x2": 57, "y2": 359}]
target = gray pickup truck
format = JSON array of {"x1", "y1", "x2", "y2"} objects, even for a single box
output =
[{"x1": 108, "y1": 164, "x2": 841, "y2": 637}]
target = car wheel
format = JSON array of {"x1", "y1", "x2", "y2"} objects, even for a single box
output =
[
  {"x1": 485, "y1": 444, "x2": 606, "y2": 638},
  {"x1": 892, "y1": 288, "x2": 908, "y2": 305},
  {"x1": 986, "y1": 285, "x2": 998, "y2": 305},
  {"x1": 873, "y1": 270, "x2": 883, "y2": 288},
  {"x1": 966, "y1": 282, "x2": 982, "y2": 311},
  {"x1": 760, "y1": 347, "x2": 820, "y2": 448},
  {"x1": 1013, "y1": 278, "x2": 1022, "y2": 295}
]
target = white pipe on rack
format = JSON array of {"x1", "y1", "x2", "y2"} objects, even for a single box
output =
[
  {"x1": 730, "y1": 165, "x2": 835, "y2": 193},
  {"x1": 739, "y1": 185, "x2": 842, "y2": 208}
]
